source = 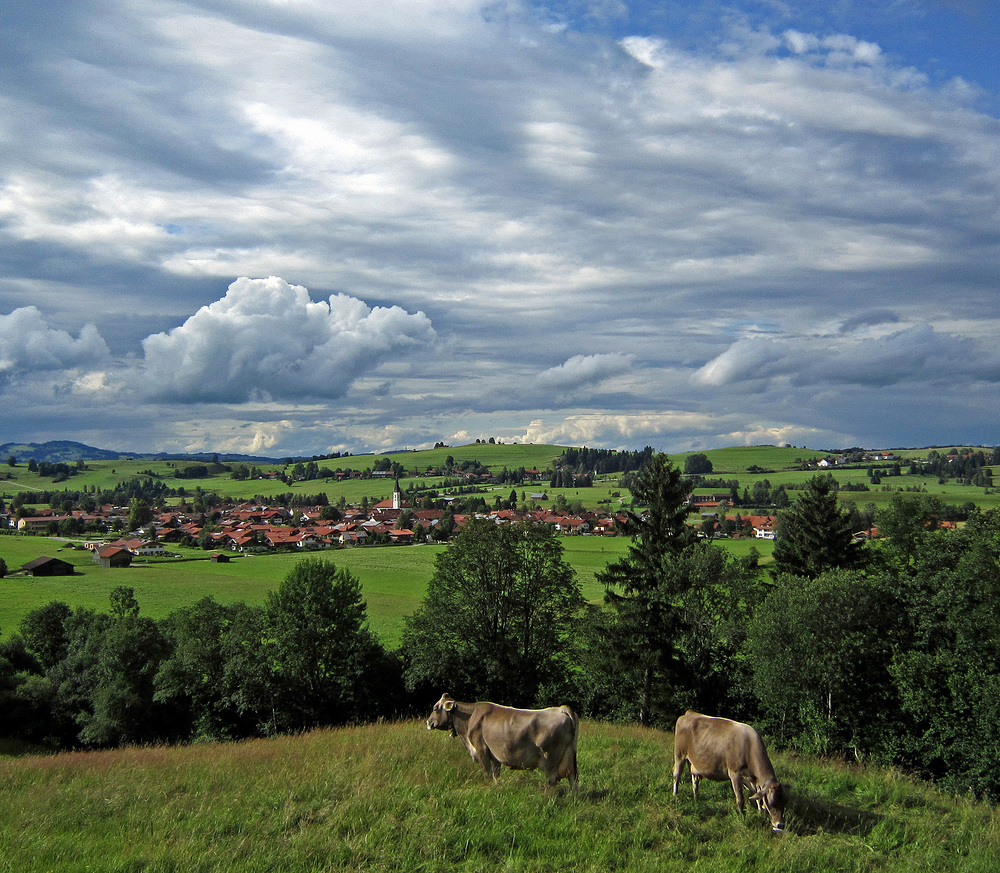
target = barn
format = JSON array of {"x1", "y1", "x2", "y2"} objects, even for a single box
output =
[
  {"x1": 21, "y1": 556, "x2": 75, "y2": 577},
  {"x1": 93, "y1": 546, "x2": 133, "y2": 569}
]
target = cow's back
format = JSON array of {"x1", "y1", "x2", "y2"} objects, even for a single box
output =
[
  {"x1": 476, "y1": 703, "x2": 577, "y2": 775},
  {"x1": 675, "y1": 710, "x2": 773, "y2": 780}
]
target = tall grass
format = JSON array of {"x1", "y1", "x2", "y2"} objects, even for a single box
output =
[{"x1": 1, "y1": 720, "x2": 997, "y2": 873}]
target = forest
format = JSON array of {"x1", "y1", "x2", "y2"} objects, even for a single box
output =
[{"x1": 1, "y1": 455, "x2": 999, "y2": 803}]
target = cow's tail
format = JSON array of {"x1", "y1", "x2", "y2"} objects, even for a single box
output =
[{"x1": 560, "y1": 705, "x2": 580, "y2": 788}]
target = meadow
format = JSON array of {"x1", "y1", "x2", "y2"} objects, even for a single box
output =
[
  {"x1": 1, "y1": 718, "x2": 997, "y2": 873},
  {"x1": 0, "y1": 534, "x2": 663, "y2": 647}
]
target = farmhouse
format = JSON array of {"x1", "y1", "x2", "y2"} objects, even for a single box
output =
[
  {"x1": 17, "y1": 515, "x2": 73, "y2": 533},
  {"x1": 21, "y1": 555, "x2": 75, "y2": 576}
]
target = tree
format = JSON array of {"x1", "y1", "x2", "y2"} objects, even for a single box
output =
[
  {"x1": 684, "y1": 453, "x2": 713, "y2": 475},
  {"x1": 771, "y1": 474, "x2": 859, "y2": 578},
  {"x1": 401, "y1": 519, "x2": 584, "y2": 706},
  {"x1": 265, "y1": 558, "x2": 387, "y2": 731},
  {"x1": 19, "y1": 602, "x2": 72, "y2": 670},
  {"x1": 579, "y1": 539, "x2": 763, "y2": 723},
  {"x1": 128, "y1": 498, "x2": 154, "y2": 532},
  {"x1": 888, "y1": 508, "x2": 1000, "y2": 798},
  {"x1": 744, "y1": 569, "x2": 901, "y2": 757},
  {"x1": 876, "y1": 493, "x2": 939, "y2": 569},
  {"x1": 48, "y1": 594, "x2": 173, "y2": 747},
  {"x1": 154, "y1": 597, "x2": 246, "y2": 740},
  {"x1": 597, "y1": 453, "x2": 694, "y2": 725}
]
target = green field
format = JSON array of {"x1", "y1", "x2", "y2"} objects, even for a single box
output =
[
  {"x1": 1, "y1": 718, "x2": 996, "y2": 873},
  {"x1": 0, "y1": 535, "x2": 651, "y2": 647}
]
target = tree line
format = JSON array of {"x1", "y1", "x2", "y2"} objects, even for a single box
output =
[{"x1": 3, "y1": 455, "x2": 1000, "y2": 800}]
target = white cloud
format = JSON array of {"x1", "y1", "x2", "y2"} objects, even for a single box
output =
[
  {"x1": 695, "y1": 324, "x2": 1000, "y2": 390},
  {"x1": 0, "y1": 307, "x2": 110, "y2": 386},
  {"x1": 519, "y1": 411, "x2": 717, "y2": 446},
  {"x1": 535, "y1": 352, "x2": 634, "y2": 391},
  {"x1": 783, "y1": 30, "x2": 882, "y2": 66},
  {"x1": 137, "y1": 277, "x2": 436, "y2": 402},
  {"x1": 2, "y1": 2, "x2": 999, "y2": 454},
  {"x1": 693, "y1": 337, "x2": 784, "y2": 387}
]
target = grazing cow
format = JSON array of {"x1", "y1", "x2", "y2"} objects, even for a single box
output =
[
  {"x1": 425, "y1": 693, "x2": 579, "y2": 789},
  {"x1": 672, "y1": 710, "x2": 788, "y2": 831}
]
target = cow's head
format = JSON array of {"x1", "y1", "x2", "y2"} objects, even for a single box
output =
[
  {"x1": 750, "y1": 781, "x2": 788, "y2": 832},
  {"x1": 426, "y1": 693, "x2": 457, "y2": 733}
]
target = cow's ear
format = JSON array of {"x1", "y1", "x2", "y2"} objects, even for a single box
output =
[{"x1": 443, "y1": 699, "x2": 455, "y2": 711}]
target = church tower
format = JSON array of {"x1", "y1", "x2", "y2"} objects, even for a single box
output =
[{"x1": 392, "y1": 476, "x2": 402, "y2": 510}]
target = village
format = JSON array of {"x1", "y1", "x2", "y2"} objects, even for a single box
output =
[{"x1": 9, "y1": 472, "x2": 788, "y2": 574}]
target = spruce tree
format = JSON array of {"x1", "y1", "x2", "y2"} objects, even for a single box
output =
[
  {"x1": 598, "y1": 453, "x2": 694, "y2": 725},
  {"x1": 771, "y1": 473, "x2": 859, "y2": 578}
]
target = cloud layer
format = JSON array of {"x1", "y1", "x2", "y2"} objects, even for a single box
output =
[{"x1": 1, "y1": 1, "x2": 999, "y2": 455}]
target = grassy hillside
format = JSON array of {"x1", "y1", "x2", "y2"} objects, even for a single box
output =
[
  {"x1": 5, "y1": 441, "x2": 998, "y2": 514},
  {"x1": 1, "y1": 719, "x2": 996, "y2": 873}
]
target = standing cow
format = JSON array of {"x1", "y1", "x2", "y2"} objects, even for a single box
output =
[
  {"x1": 672, "y1": 710, "x2": 788, "y2": 831},
  {"x1": 425, "y1": 693, "x2": 579, "y2": 789}
]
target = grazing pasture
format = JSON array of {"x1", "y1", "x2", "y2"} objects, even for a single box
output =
[
  {"x1": 1, "y1": 719, "x2": 996, "y2": 873},
  {"x1": 0, "y1": 536, "x2": 646, "y2": 646}
]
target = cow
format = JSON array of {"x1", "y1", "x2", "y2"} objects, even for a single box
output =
[
  {"x1": 672, "y1": 710, "x2": 788, "y2": 832},
  {"x1": 425, "y1": 693, "x2": 579, "y2": 789}
]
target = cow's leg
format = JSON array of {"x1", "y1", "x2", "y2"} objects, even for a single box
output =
[
  {"x1": 691, "y1": 773, "x2": 701, "y2": 800},
  {"x1": 729, "y1": 771, "x2": 746, "y2": 811},
  {"x1": 672, "y1": 757, "x2": 686, "y2": 797},
  {"x1": 552, "y1": 748, "x2": 578, "y2": 790},
  {"x1": 480, "y1": 746, "x2": 502, "y2": 780}
]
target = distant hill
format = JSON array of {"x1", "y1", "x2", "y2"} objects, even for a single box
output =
[{"x1": 0, "y1": 440, "x2": 282, "y2": 465}]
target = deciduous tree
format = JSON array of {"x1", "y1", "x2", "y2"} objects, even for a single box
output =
[
  {"x1": 265, "y1": 558, "x2": 387, "y2": 731},
  {"x1": 401, "y1": 519, "x2": 584, "y2": 706}
]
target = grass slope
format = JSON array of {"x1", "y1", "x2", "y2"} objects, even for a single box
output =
[
  {"x1": 1, "y1": 720, "x2": 997, "y2": 873},
  {"x1": 5, "y1": 441, "x2": 998, "y2": 514}
]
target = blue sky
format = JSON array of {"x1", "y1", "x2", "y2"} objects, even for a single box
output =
[{"x1": 1, "y1": 0, "x2": 998, "y2": 457}]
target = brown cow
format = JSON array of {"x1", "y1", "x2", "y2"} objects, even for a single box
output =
[
  {"x1": 425, "y1": 693, "x2": 579, "y2": 789},
  {"x1": 672, "y1": 710, "x2": 788, "y2": 831}
]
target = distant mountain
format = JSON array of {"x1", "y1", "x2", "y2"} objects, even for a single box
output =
[{"x1": 0, "y1": 440, "x2": 283, "y2": 465}]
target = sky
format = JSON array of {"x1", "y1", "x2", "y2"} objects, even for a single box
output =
[{"x1": 1, "y1": 0, "x2": 998, "y2": 458}]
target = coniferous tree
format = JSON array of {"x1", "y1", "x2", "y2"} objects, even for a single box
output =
[
  {"x1": 597, "y1": 453, "x2": 694, "y2": 725},
  {"x1": 771, "y1": 474, "x2": 859, "y2": 578}
]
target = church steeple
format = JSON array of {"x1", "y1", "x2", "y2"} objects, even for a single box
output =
[{"x1": 392, "y1": 476, "x2": 402, "y2": 510}]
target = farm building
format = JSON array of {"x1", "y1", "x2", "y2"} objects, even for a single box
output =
[
  {"x1": 93, "y1": 546, "x2": 133, "y2": 569},
  {"x1": 21, "y1": 556, "x2": 75, "y2": 577}
]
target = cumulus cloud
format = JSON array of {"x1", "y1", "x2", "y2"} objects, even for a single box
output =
[
  {"x1": 0, "y1": 307, "x2": 110, "y2": 386},
  {"x1": 519, "y1": 411, "x2": 717, "y2": 446},
  {"x1": 137, "y1": 277, "x2": 436, "y2": 402},
  {"x1": 783, "y1": 30, "x2": 882, "y2": 66}
]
